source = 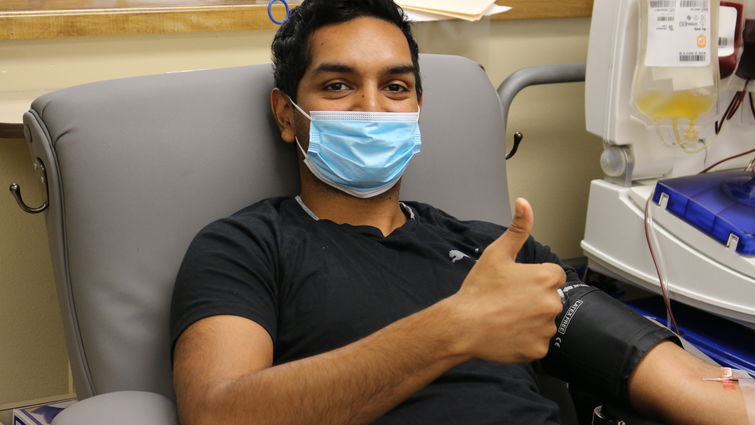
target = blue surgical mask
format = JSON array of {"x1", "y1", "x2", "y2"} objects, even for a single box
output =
[{"x1": 290, "y1": 99, "x2": 422, "y2": 198}]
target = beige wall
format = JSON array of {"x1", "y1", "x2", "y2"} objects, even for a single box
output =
[
  {"x1": 0, "y1": 16, "x2": 602, "y2": 407},
  {"x1": 0, "y1": 140, "x2": 69, "y2": 408},
  {"x1": 415, "y1": 17, "x2": 603, "y2": 259}
]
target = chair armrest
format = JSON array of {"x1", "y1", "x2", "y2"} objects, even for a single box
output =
[
  {"x1": 52, "y1": 391, "x2": 178, "y2": 425},
  {"x1": 596, "y1": 402, "x2": 666, "y2": 425}
]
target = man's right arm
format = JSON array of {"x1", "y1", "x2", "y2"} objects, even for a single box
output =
[
  {"x1": 172, "y1": 199, "x2": 566, "y2": 425},
  {"x1": 174, "y1": 301, "x2": 465, "y2": 425}
]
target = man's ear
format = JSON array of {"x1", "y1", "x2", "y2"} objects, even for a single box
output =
[{"x1": 271, "y1": 88, "x2": 296, "y2": 143}]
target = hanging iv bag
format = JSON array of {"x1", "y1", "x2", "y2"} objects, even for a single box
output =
[
  {"x1": 715, "y1": 0, "x2": 752, "y2": 134},
  {"x1": 631, "y1": 0, "x2": 720, "y2": 152},
  {"x1": 736, "y1": 0, "x2": 755, "y2": 81},
  {"x1": 719, "y1": 1, "x2": 745, "y2": 80}
]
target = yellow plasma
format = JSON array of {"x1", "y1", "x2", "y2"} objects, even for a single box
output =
[{"x1": 635, "y1": 90, "x2": 716, "y2": 146}]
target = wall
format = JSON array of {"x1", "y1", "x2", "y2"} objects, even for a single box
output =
[
  {"x1": 415, "y1": 17, "x2": 603, "y2": 258},
  {"x1": 0, "y1": 141, "x2": 70, "y2": 410},
  {"x1": 0, "y1": 16, "x2": 602, "y2": 411}
]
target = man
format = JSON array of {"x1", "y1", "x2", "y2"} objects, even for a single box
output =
[{"x1": 170, "y1": 1, "x2": 751, "y2": 424}]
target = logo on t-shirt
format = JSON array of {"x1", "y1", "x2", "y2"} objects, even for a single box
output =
[{"x1": 449, "y1": 250, "x2": 470, "y2": 263}]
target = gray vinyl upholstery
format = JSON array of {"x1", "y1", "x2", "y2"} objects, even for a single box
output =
[
  {"x1": 23, "y1": 54, "x2": 511, "y2": 424},
  {"x1": 51, "y1": 391, "x2": 178, "y2": 425}
]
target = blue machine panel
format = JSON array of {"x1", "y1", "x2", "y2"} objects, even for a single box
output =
[
  {"x1": 623, "y1": 295, "x2": 755, "y2": 378},
  {"x1": 652, "y1": 170, "x2": 755, "y2": 255}
]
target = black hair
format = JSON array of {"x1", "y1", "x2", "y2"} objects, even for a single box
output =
[{"x1": 271, "y1": 0, "x2": 422, "y2": 102}]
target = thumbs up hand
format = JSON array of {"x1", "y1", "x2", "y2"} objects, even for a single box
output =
[{"x1": 448, "y1": 198, "x2": 566, "y2": 363}]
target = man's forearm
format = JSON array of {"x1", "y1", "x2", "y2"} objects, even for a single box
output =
[
  {"x1": 629, "y1": 341, "x2": 750, "y2": 425},
  {"x1": 192, "y1": 299, "x2": 468, "y2": 425}
]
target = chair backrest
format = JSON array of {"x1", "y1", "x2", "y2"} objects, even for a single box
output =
[{"x1": 22, "y1": 54, "x2": 510, "y2": 400}]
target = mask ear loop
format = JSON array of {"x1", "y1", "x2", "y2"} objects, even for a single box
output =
[
  {"x1": 287, "y1": 96, "x2": 312, "y2": 159},
  {"x1": 288, "y1": 96, "x2": 312, "y2": 121},
  {"x1": 294, "y1": 136, "x2": 308, "y2": 159}
]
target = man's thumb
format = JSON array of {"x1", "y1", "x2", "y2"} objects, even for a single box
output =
[{"x1": 494, "y1": 198, "x2": 534, "y2": 260}]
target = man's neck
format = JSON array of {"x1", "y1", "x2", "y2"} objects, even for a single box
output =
[{"x1": 299, "y1": 178, "x2": 407, "y2": 237}]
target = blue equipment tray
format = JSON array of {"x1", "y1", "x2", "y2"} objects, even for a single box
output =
[
  {"x1": 652, "y1": 170, "x2": 755, "y2": 255},
  {"x1": 623, "y1": 295, "x2": 755, "y2": 377}
]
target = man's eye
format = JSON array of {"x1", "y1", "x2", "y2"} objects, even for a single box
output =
[
  {"x1": 386, "y1": 84, "x2": 408, "y2": 92},
  {"x1": 325, "y1": 82, "x2": 347, "y2": 91}
]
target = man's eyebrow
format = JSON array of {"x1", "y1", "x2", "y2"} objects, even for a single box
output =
[
  {"x1": 311, "y1": 63, "x2": 355, "y2": 75},
  {"x1": 310, "y1": 63, "x2": 416, "y2": 76},
  {"x1": 385, "y1": 65, "x2": 416, "y2": 75}
]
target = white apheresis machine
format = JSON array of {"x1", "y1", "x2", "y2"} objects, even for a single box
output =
[{"x1": 582, "y1": 0, "x2": 755, "y2": 328}]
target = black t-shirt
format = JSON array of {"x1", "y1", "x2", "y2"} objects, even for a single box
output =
[{"x1": 171, "y1": 196, "x2": 582, "y2": 424}]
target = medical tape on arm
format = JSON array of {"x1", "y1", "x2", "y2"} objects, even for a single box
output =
[{"x1": 730, "y1": 369, "x2": 755, "y2": 424}]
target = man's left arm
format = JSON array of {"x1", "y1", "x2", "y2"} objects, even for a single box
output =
[
  {"x1": 519, "y1": 239, "x2": 751, "y2": 424},
  {"x1": 540, "y1": 279, "x2": 751, "y2": 425},
  {"x1": 540, "y1": 280, "x2": 751, "y2": 424},
  {"x1": 628, "y1": 340, "x2": 750, "y2": 425}
]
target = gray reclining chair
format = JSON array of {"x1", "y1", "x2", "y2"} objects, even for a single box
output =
[{"x1": 18, "y1": 54, "x2": 580, "y2": 425}]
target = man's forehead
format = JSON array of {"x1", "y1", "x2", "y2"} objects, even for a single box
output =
[{"x1": 305, "y1": 17, "x2": 413, "y2": 75}]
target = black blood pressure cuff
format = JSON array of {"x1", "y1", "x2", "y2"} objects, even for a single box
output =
[{"x1": 540, "y1": 284, "x2": 681, "y2": 403}]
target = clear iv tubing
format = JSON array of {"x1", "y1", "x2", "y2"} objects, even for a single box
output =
[
  {"x1": 268, "y1": 0, "x2": 290, "y2": 25},
  {"x1": 643, "y1": 196, "x2": 680, "y2": 335},
  {"x1": 698, "y1": 147, "x2": 755, "y2": 173},
  {"x1": 671, "y1": 121, "x2": 711, "y2": 154}
]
